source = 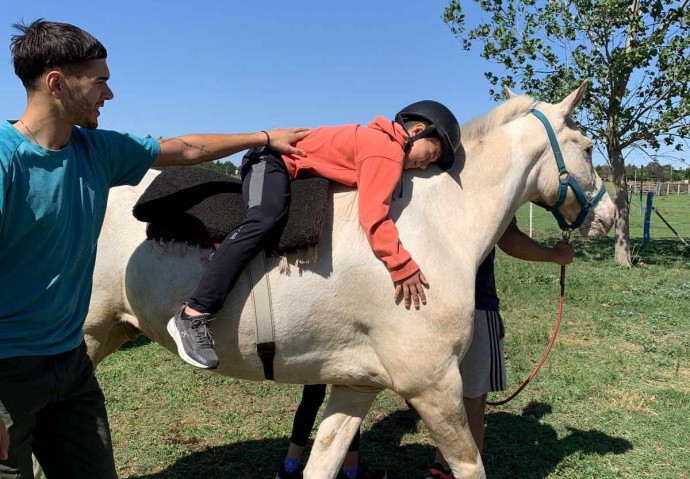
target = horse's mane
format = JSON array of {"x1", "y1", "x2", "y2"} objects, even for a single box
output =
[{"x1": 460, "y1": 95, "x2": 535, "y2": 142}]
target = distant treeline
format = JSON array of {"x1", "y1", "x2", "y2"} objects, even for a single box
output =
[{"x1": 596, "y1": 161, "x2": 689, "y2": 182}]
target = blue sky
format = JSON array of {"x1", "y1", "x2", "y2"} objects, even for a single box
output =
[
  {"x1": 0, "y1": 0, "x2": 506, "y2": 166},
  {"x1": 0, "y1": 0, "x2": 673, "y2": 167}
]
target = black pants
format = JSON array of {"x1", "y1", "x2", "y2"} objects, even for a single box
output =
[
  {"x1": 290, "y1": 385, "x2": 360, "y2": 452},
  {"x1": 188, "y1": 147, "x2": 291, "y2": 314},
  {"x1": 0, "y1": 342, "x2": 117, "y2": 479}
]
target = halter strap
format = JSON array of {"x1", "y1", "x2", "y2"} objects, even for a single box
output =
[{"x1": 530, "y1": 109, "x2": 606, "y2": 231}]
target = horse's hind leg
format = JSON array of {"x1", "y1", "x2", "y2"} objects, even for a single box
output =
[
  {"x1": 407, "y1": 368, "x2": 486, "y2": 479},
  {"x1": 303, "y1": 385, "x2": 379, "y2": 479}
]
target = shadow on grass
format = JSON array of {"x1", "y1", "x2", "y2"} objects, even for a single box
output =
[
  {"x1": 483, "y1": 402, "x2": 632, "y2": 478},
  {"x1": 124, "y1": 403, "x2": 631, "y2": 479},
  {"x1": 122, "y1": 410, "x2": 427, "y2": 479},
  {"x1": 119, "y1": 335, "x2": 152, "y2": 351}
]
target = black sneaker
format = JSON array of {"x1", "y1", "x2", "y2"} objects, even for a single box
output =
[
  {"x1": 167, "y1": 305, "x2": 219, "y2": 369},
  {"x1": 275, "y1": 462, "x2": 304, "y2": 479},
  {"x1": 339, "y1": 464, "x2": 388, "y2": 479}
]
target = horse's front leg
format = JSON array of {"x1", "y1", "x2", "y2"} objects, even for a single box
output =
[
  {"x1": 84, "y1": 312, "x2": 142, "y2": 368},
  {"x1": 303, "y1": 385, "x2": 379, "y2": 479},
  {"x1": 407, "y1": 366, "x2": 486, "y2": 479}
]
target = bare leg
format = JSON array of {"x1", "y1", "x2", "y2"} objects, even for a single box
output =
[
  {"x1": 464, "y1": 395, "x2": 486, "y2": 453},
  {"x1": 343, "y1": 451, "x2": 359, "y2": 469},
  {"x1": 285, "y1": 443, "x2": 306, "y2": 461}
]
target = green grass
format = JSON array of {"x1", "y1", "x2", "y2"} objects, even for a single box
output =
[{"x1": 98, "y1": 193, "x2": 690, "y2": 478}]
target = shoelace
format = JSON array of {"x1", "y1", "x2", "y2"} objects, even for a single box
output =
[{"x1": 189, "y1": 316, "x2": 215, "y2": 347}]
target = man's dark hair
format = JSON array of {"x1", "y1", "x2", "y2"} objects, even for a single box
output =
[{"x1": 10, "y1": 19, "x2": 107, "y2": 91}]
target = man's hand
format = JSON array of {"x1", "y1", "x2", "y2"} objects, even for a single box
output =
[
  {"x1": 552, "y1": 241, "x2": 574, "y2": 265},
  {"x1": 266, "y1": 127, "x2": 311, "y2": 157},
  {"x1": 0, "y1": 419, "x2": 8, "y2": 461},
  {"x1": 394, "y1": 271, "x2": 429, "y2": 309}
]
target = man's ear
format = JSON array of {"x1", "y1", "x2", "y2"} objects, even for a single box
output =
[{"x1": 45, "y1": 70, "x2": 64, "y2": 98}]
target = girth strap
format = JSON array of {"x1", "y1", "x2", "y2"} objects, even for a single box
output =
[{"x1": 246, "y1": 250, "x2": 276, "y2": 380}]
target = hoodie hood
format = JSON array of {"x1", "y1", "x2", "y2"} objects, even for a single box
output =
[{"x1": 367, "y1": 115, "x2": 409, "y2": 151}]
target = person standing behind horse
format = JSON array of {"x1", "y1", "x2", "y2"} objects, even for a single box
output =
[
  {"x1": 0, "y1": 19, "x2": 309, "y2": 479},
  {"x1": 168, "y1": 101, "x2": 462, "y2": 370},
  {"x1": 275, "y1": 384, "x2": 386, "y2": 479},
  {"x1": 423, "y1": 218, "x2": 574, "y2": 479}
]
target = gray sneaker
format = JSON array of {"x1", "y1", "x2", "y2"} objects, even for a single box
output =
[{"x1": 167, "y1": 305, "x2": 219, "y2": 369}]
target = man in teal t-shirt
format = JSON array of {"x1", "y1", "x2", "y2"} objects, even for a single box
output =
[{"x1": 0, "y1": 20, "x2": 309, "y2": 478}]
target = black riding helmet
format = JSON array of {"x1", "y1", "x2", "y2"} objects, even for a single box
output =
[{"x1": 395, "y1": 100, "x2": 461, "y2": 171}]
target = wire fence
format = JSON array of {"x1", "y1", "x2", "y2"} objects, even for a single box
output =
[{"x1": 631, "y1": 181, "x2": 690, "y2": 196}]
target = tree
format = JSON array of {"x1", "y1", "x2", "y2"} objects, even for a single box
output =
[
  {"x1": 444, "y1": 0, "x2": 690, "y2": 266},
  {"x1": 200, "y1": 160, "x2": 239, "y2": 177},
  {"x1": 646, "y1": 160, "x2": 671, "y2": 180},
  {"x1": 671, "y1": 168, "x2": 685, "y2": 181},
  {"x1": 146, "y1": 134, "x2": 240, "y2": 177},
  {"x1": 596, "y1": 164, "x2": 613, "y2": 180}
]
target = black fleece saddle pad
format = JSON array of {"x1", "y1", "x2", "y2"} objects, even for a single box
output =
[{"x1": 133, "y1": 166, "x2": 330, "y2": 253}]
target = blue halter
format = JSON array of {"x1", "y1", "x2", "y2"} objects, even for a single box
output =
[{"x1": 530, "y1": 109, "x2": 607, "y2": 231}]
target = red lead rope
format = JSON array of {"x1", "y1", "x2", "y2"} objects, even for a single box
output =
[{"x1": 486, "y1": 263, "x2": 566, "y2": 407}]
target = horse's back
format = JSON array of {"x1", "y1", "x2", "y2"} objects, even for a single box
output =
[{"x1": 94, "y1": 170, "x2": 473, "y2": 389}]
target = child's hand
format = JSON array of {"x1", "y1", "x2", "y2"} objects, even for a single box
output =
[{"x1": 394, "y1": 271, "x2": 429, "y2": 310}]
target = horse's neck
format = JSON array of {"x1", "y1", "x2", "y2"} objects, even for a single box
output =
[{"x1": 420, "y1": 125, "x2": 539, "y2": 270}]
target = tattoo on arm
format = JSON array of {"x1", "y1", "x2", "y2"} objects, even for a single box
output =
[{"x1": 158, "y1": 137, "x2": 210, "y2": 155}]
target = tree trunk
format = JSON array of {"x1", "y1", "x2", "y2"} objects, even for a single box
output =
[{"x1": 609, "y1": 148, "x2": 633, "y2": 266}]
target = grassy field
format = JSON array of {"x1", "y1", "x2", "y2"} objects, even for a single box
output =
[{"x1": 98, "y1": 192, "x2": 690, "y2": 479}]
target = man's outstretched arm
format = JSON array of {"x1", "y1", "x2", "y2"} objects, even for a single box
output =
[{"x1": 153, "y1": 127, "x2": 310, "y2": 167}]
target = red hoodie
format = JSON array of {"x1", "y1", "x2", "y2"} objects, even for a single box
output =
[{"x1": 281, "y1": 116, "x2": 419, "y2": 282}]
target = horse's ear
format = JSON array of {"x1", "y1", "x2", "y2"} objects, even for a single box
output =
[
  {"x1": 557, "y1": 80, "x2": 589, "y2": 116},
  {"x1": 503, "y1": 85, "x2": 518, "y2": 99}
]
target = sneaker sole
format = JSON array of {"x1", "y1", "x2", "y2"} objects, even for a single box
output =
[{"x1": 166, "y1": 317, "x2": 217, "y2": 369}]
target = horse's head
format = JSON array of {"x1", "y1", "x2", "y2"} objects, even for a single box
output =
[{"x1": 511, "y1": 82, "x2": 615, "y2": 239}]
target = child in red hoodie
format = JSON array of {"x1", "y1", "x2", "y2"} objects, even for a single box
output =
[{"x1": 169, "y1": 101, "x2": 461, "y2": 369}]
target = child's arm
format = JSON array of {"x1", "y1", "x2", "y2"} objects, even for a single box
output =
[{"x1": 356, "y1": 157, "x2": 428, "y2": 308}]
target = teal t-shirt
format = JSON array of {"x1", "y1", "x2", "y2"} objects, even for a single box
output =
[{"x1": 0, "y1": 121, "x2": 160, "y2": 358}]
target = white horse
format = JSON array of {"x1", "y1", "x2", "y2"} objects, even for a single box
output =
[{"x1": 83, "y1": 84, "x2": 614, "y2": 479}]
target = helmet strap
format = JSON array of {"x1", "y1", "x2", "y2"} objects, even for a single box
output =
[
  {"x1": 408, "y1": 124, "x2": 438, "y2": 144},
  {"x1": 395, "y1": 113, "x2": 438, "y2": 151}
]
